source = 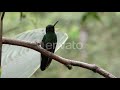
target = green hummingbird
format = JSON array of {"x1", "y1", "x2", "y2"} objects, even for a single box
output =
[{"x1": 40, "y1": 21, "x2": 58, "y2": 71}]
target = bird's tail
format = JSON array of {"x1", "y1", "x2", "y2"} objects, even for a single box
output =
[{"x1": 40, "y1": 54, "x2": 52, "y2": 71}]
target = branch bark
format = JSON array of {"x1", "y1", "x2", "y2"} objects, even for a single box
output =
[{"x1": 2, "y1": 37, "x2": 117, "y2": 78}]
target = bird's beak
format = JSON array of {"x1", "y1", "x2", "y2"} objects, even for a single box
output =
[{"x1": 54, "y1": 21, "x2": 59, "y2": 27}]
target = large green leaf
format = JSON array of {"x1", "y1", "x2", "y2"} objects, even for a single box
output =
[{"x1": 1, "y1": 28, "x2": 68, "y2": 78}]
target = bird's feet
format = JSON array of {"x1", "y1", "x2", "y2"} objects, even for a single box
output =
[
  {"x1": 35, "y1": 41, "x2": 41, "y2": 46},
  {"x1": 34, "y1": 41, "x2": 41, "y2": 49}
]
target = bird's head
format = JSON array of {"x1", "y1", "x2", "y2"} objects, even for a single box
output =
[{"x1": 46, "y1": 21, "x2": 59, "y2": 33}]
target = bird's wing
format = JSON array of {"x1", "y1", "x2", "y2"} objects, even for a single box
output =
[
  {"x1": 41, "y1": 42, "x2": 56, "y2": 70},
  {"x1": 40, "y1": 34, "x2": 57, "y2": 71},
  {"x1": 40, "y1": 42, "x2": 57, "y2": 71}
]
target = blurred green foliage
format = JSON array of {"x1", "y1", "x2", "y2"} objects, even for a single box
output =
[{"x1": 2, "y1": 12, "x2": 120, "y2": 78}]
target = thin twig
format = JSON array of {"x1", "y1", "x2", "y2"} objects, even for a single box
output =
[
  {"x1": 0, "y1": 12, "x2": 5, "y2": 68},
  {"x1": 2, "y1": 37, "x2": 117, "y2": 78},
  {"x1": 1, "y1": 12, "x2": 5, "y2": 21},
  {"x1": 0, "y1": 13, "x2": 1, "y2": 68}
]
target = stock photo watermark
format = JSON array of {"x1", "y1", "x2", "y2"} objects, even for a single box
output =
[
  {"x1": 61, "y1": 41, "x2": 84, "y2": 50},
  {"x1": 44, "y1": 41, "x2": 84, "y2": 50}
]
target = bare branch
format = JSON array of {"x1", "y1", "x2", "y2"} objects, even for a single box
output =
[{"x1": 2, "y1": 37, "x2": 117, "y2": 78}]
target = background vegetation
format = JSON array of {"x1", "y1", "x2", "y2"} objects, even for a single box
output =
[{"x1": 2, "y1": 12, "x2": 120, "y2": 78}]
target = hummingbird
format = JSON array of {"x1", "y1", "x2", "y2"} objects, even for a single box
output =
[{"x1": 40, "y1": 21, "x2": 58, "y2": 71}]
